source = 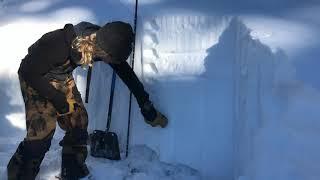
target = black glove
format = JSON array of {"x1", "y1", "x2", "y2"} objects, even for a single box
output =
[
  {"x1": 52, "y1": 92, "x2": 76, "y2": 116},
  {"x1": 141, "y1": 101, "x2": 168, "y2": 128},
  {"x1": 140, "y1": 101, "x2": 157, "y2": 122}
]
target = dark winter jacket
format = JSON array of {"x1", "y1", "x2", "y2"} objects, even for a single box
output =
[{"x1": 18, "y1": 22, "x2": 150, "y2": 112}]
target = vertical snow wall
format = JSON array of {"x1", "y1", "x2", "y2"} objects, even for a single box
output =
[{"x1": 84, "y1": 14, "x2": 285, "y2": 179}]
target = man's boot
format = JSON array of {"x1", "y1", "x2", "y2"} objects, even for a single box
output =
[
  {"x1": 60, "y1": 147, "x2": 89, "y2": 180},
  {"x1": 60, "y1": 129, "x2": 90, "y2": 180},
  {"x1": 7, "y1": 143, "x2": 24, "y2": 180}
]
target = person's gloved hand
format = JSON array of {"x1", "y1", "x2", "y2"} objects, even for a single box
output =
[
  {"x1": 141, "y1": 101, "x2": 168, "y2": 128},
  {"x1": 52, "y1": 94, "x2": 77, "y2": 116}
]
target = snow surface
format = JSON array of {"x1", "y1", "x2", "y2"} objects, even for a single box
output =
[{"x1": 1, "y1": 0, "x2": 320, "y2": 180}]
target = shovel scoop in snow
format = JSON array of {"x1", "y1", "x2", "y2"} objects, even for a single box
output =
[{"x1": 89, "y1": 130, "x2": 120, "y2": 160}]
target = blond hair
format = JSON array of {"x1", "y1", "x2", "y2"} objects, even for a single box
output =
[{"x1": 71, "y1": 33, "x2": 110, "y2": 67}]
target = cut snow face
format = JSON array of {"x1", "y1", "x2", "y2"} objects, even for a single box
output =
[{"x1": 140, "y1": 14, "x2": 231, "y2": 79}]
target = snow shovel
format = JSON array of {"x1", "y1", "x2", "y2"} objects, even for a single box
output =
[{"x1": 89, "y1": 71, "x2": 120, "y2": 160}]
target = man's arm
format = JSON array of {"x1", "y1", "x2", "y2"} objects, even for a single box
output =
[
  {"x1": 20, "y1": 53, "x2": 68, "y2": 114},
  {"x1": 108, "y1": 61, "x2": 168, "y2": 127},
  {"x1": 108, "y1": 61, "x2": 149, "y2": 108},
  {"x1": 20, "y1": 57, "x2": 65, "y2": 104},
  {"x1": 19, "y1": 24, "x2": 76, "y2": 113}
]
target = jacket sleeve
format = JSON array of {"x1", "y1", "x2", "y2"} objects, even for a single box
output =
[
  {"x1": 109, "y1": 61, "x2": 150, "y2": 108},
  {"x1": 21, "y1": 57, "x2": 66, "y2": 107},
  {"x1": 20, "y1": 24, "x2": 76, "y2": 107}
]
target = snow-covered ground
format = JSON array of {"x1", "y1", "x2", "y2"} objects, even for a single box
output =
[{"x1": 1, "y1": 0, "x2": 320, "y2": 179}]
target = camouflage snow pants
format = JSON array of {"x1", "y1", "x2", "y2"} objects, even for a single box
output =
[{"x1": 7, "y1": 75, "x2": 89, "y2": 180}]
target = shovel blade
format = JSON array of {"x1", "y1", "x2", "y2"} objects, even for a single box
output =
[{"x1": 89, "y1": 130, "x2": 121, "y2": 160}]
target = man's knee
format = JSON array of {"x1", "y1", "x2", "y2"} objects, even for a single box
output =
[
  {"x1": 26, "y1": 114, "x2": 56, "y2": 141},
  {"x1": 57, "y1": 105, "x2": 88, "y2": 130},
  {"x1": 73, "y1": 106, "x2": 89, "y2": 129},
  {"x1": 59, "y1": 128, "x2": 88, "y2": 147}
]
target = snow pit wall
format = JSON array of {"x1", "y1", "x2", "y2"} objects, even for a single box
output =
[{"x1": 85, "y1": 14, "x2": 280, "y2": 179}]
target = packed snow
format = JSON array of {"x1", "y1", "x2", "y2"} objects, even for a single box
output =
[{"x1": 1, "y1": 0, "x2": 320, "y2": 180}]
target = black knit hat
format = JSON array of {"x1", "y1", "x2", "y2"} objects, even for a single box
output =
[{"x1": 96, "y1": 21, "x2": 134, "y2": 63}]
